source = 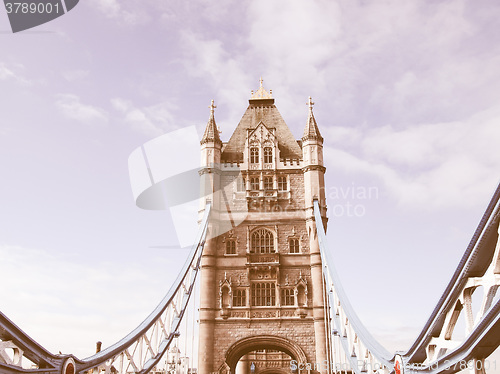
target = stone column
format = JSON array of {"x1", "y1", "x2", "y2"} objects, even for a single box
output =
[
  {"x1": 198, "y1": 229, "x2": 217, "y2": 374},
  {"x1": 308, "y1": 221, "x2": 327, "y2": 368}
]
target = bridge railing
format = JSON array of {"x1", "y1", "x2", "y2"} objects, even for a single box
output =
[
  {"x1": 400, "y1": 182, "x2": 500, "y2": 374},
  {"x1": 0, "y1": 204, "x2": 211, "y2": 374}
]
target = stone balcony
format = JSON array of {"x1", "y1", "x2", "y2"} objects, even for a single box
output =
[
  {"x1": 246, "y1": 189, "x2": 277, "y2": 200},
  {"x1": 246, "y1": 252, "x2": 279, "y2": 265},
  {"x1": 244, "y1": 189, "x2": 291, "y2": 205}
]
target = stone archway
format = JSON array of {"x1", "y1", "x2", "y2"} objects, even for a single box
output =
[{"x1": 224, "y1": 335, "x2": 308, "y2": 374}]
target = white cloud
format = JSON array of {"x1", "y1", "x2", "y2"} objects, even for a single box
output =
[
  {"x1": 61, "y1": 70, "x2": 90, "y2": 82},
  {"x1": 111, "y1": 97, "x2": 130, "y2": 112},
  {"x1": 247, "y1": 0, "x2": 342, "y2": 88},
  {"x1": 329, "y1": 0, "x2": 500, "y2": 126},
  {"x1": 0, "y1": 244, "x2": 172, "y2": 359},
  {"x1": 180, "y1": 31, "x2": 250, "y2": 121},
  {"x1": 176, "y1": 0, "x2": 500, "y2": 128},
  {"x1": 111, "y1": 97, "x2": 177, "y2": 137},
  {"x1": 0, "y1": 64, "x2": 16, "y2": 81},
  {"x1": 323, "y1": 104, "x2": 500, "y2": 210},
  {"x1": 0, "y1": 62, "x2": 30, "y2": 85},
  {"x1": 145, "y1": 0, "x2": 500, "y2": 211},
  {"x1": 55, "y1": 94, "x2": 108, "y2": 124},
  {"x1": 86, "y1": 0, "x2": 150, "y2": 25},
  {"x1": 179, "y1": 0, "x2": 345, "y2": 123},
  {"x1": 176, "y1": 0, "x2": 500, "y2": 214}
]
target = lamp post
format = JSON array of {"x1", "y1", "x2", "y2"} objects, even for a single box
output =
[{"x1": 167, "y1": 345, "x2": 181, "y2": 374}]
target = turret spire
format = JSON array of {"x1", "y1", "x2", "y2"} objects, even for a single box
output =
[
  {"x1": 201, "y1": 99, "x2": 222, "y2": 145},
  {"x1": 302, "y1": 96, "x2": 323, "y2": 142}
]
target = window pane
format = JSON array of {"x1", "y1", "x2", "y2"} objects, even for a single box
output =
[
  {"x1": 264, "y1": 176, "x2": 273, "y2": 190},
  {"x1": 250, "y1": 148, "x2": 259, "y2": 164},
  {"x1": 251, "y1": 229, "x2": 274, "y2": 253},
  {"x1": 281, "y1": 289, "x2": 294, "y2": 306},
  {"x1": 233, "y1": 289, "x2": 246, "y2": 307},
  {"x1": 226, "y1": 240, "x2": 236, "y2": 254},
  {"x1": 278, "y1": 176, "x2": 287, "y2": 191},
  {"x1": 250, "y1": 177, "x2": 259, "y2": 190},
  {"x1": 264, "y1": 147, "x2": 272, "y2": 163},
  {"x1": 251, "y1": 283, "x2": 276, "y2": 306}
]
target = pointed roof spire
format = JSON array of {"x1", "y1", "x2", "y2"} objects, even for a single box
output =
[
  {"x1": 201, "y1": 99, "x2": 222, "y2": 145},
  {"x1": 303, "y1": 96, "x2": 323, "y2": 142}
]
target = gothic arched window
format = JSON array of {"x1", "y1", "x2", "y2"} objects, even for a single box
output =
[
  {"x1": 250, "y1": 147, "x2": 259, "y2": 164},
  {"x1": 251, "y1": 229, "x2": 274, "y2": 253},
  {"x1": 225, "y1": 240, "x2": 236, "y2": 255},
  {"x1": 263, "y1": 147, "x2": 272, "y2": 164}
]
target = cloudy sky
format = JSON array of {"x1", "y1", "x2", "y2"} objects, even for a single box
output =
[{"x1": 1, "y1": 0, "x2": 500, "y2": 365}]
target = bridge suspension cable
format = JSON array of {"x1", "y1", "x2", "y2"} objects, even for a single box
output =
[
  {"x1": 0, "y1": 204, "x2": 211, "y2": 374},
  {"x1": 2, "y1": 181, "x2": 500, "y2": 374},
  {"x1": 313, "y1": 200, "x2": 394, "y2": 374},
  {"x1": 313, "y1": 180, "x2": 500, "y2": 374}
]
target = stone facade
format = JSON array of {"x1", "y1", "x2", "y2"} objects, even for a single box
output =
[{"x1": 198, "y1": 81, "x2": 328, "y2": 374}]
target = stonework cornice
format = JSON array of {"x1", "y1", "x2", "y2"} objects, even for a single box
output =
[{"x1": 302, "y1": 165, "x2": 326, "y2": 173}]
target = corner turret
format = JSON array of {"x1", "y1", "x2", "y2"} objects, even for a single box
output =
[
  {"x1": 302, "y1": 97, "x2": 326, "y2": 212},
  {"x1": 200, "y1": 100, "x2": 222, "y2": 167}
]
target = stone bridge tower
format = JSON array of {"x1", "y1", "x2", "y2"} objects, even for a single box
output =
[{"x1": 198, "y1": 80, "x2": 328, "y2": 374}]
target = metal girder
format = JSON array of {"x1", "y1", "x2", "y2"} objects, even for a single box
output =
[{"x1": 401, "y1": 183, "x2": 500, "y2": 373}]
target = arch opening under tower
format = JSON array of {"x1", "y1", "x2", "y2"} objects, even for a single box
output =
[{"x1": 226, "y1": 335, "x2": 307, "y2": 374}]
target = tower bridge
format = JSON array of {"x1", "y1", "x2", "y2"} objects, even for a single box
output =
[{"x1": 1, "y1": 80, "x2": 500, "y2": 374}]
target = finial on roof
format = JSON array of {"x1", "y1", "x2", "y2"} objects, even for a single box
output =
[
  {"x1": 307, "y1": 96, "x2": 314, "y2": 111},
  {"x1": 209, "y1": 99, "x2": 217, "y2": 116},
  {"x1": 250, "y1": 77, "x2": 273, "y2": 100}
]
